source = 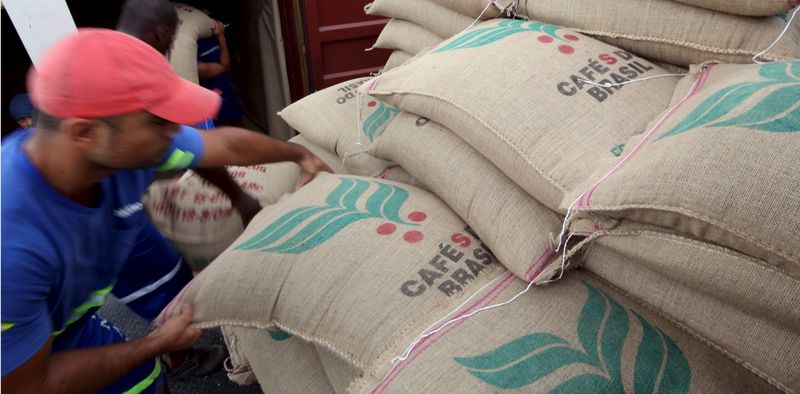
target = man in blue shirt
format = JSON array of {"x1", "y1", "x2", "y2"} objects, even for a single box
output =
[
  {"x1": 4, "y1": 93, "x2": 34, "y2": 141},
  {"x1": 1, "y1": 29, "x2": 331, "y2": 393}
]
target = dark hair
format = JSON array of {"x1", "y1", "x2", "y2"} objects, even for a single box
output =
[
  {"x1": 117, "y1": 0, "x2": 178, "y2": 54},
  {"x1": 33, "y1": 110, "x2": 61, "y2": 130},
  {"x1": 34, "y1": 110, "x2": 122, "y2": 133}
]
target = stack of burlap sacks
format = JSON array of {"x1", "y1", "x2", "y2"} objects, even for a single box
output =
[{"x1": 148, "y1": 0, "x2": 799, "y2": 392}]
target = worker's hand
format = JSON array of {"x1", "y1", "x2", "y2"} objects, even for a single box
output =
[
  {"x1": 297, "y1": 150, "x2": 333, "y2": 187},
  {"x1": 232, "y1": 192, "x2": 262, "y2": 227},
  {"x1": 211, "y1": 19, "x2": 226, "y2": 38},
  {"x1": 149, "y1": 304, "x2": 202, "y2": 353}
]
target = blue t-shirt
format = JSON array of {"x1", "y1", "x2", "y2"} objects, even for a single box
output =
[{"x1": 0, "y1": 126, "x2": 204, "y2": 376}]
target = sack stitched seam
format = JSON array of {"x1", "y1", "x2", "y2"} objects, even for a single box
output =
[
  {"x1": 571, "y1": 28, "x2": 795, "y2": 61},
  {"x1": 191, "y1": 320, "x2": 368, "y2": 371},
  {"x1": 582, "y1": 204, "x2": 798, "y2": 263},
  {"x1": 594, "y1": 229, "x2": 797, "y2": 283}
]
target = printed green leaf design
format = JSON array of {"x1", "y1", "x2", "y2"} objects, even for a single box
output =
[
  {"x1": 658, "y1": 61, "x2": 800, "y2": 140},
  {"x1": 454, "y1": 281, "x2": 692, "y2": 393},
  {"x1": 434, "y1": 20, "x2": 566, "y2": 53},
  {"x1": 708, "y1": 84, "x2": 800, "y2": 131},
  {"x1": 363, "y1": 101, "x2": 401, "y2": 141},
  {"x1": 235, "y1": 178, "x2": 417, "y2": 254},
  {"x1": 267, "y1": 329, "x2": 293, "y2": 341}
]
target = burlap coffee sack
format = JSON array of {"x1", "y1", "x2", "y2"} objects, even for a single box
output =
[
  {"x1": 571, "y1": 222, "x2": 800, "y2": 392},
  {"x1": 278, "y1": 78, "x2": 407, "y2": 178},
  {"x1": 170, "y1": 3, "x2": 213, "y2": 84},
  {"x1": 567, "y1": 61, "x2": 800, "y2": 278},
  {"x1": 439, "y1": 0, "x2": 796, "y2": 18},
  {"x1": 671, "y1": 0, "x2": 798, "y2": 16},
  {"x1": 361, "y1": 19, "x2": 677, "y2": 211},
  {"x1": 512, "y1": 0, "x2": 799, "y2": 65},
  {"x1": 143, "y1": 163, "x2": 300, "y2": 271},
  {"x1": 370, "y1": 112, "x2": 563, "y2": 283},
  {"x1": 316, "y1": 344, "x2": 362, "y2": 393},
  {"x1": 371, "y1": 19, "x2": 444, "y2": 55},
  {"x1": 365, "y1": 0, "x2": 475, "y2": 38},
  {"x1": 383, "y1": 50, "x2": 413, "y2": 71},
  {"x1": 222, "y1": 326, "x2": 335, "y2": 393},
  {"x1": 220, "y1": 326, "x2": 257, "y2": 386},
  {"x1": 350, "y1": 270, "x2": 779, "y2": 393},
  {"x1": 426, "y1": 0, "x2": 515, "y2": 20},
  {"x1": 143, "y1": 135, "x2": 338, "y2": 271},
  {"x1": 159, "y1": 173, "x2": 505, "y2": 372}
]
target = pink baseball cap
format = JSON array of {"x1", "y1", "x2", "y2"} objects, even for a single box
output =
[{"x1": 28, "y1": 28, "x2": 220, "y2": 125}]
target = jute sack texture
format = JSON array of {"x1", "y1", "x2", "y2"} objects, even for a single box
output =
[
  {"x1": 159, "y1": 173, "x2": 505, "y2": 372},
  {"x1": 364, "y1": 0, "x2": 475, "y2": 38},
  {"x1": 362, "y1": 19, "x2": 677, "y2": 211},
  {"x1": 371, "y1": 19, "x2": 444, "y2": 55},
  {"x1": 383, "y1": 50, "x2": 413, "y2": 71},
  {"x1": 316, "y1": 344, "x2": 362, "y2": 393},
  {"x1": 511, "y1": 0, "x2": 800, "y2": 65},
  {"x1": 220, "y1": 326, "x2": 256, "y2": 386},
  {"x1": 568, "y1": 61, "x2": 800, "y2": 279},
  {"x1": 371, "y1": 112, "x2": 563, "y2": 283},
  {"x1": 144, "y1": 163, "x2": 300, "y2": 271},
  {"x1": 143, "y1": 135, "x2": 337, "y2": 271},
  {"x1": 170, "y1": 3, "x2": 213, "y2": 84},
  {"x1": 279, "y1": 78, "x2": 404, "y2": 178},
  {"x1": 431, "y1": 0, "x2": 797, "y2": 17},
  {"x1": 670, "y1": 0, "x2": 798, "y2": 16},
  {"x1": 222, "y1": 326, "x2": 335, "y2": 393},
  {"x1": 425, "y1": 0, "x2": 515, "y2": 19},
  {"x1": 575, "y1": 222, "x2": 800, "y2": 392},
  {"x1": 350, "y1": 270, "x2": 779, "y2": 393}
]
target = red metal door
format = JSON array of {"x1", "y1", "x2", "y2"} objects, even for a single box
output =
[{"x1": 303, "y1": 0, "x2": 390, "y2": 90}]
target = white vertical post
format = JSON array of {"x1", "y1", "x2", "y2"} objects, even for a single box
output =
[{"x1": 3, "y1": 0, "x2": 77, "y2": 68}]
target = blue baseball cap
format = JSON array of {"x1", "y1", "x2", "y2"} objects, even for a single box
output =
[{"x1": 9, "y1": 93, "x2": 34, "y2": 120}]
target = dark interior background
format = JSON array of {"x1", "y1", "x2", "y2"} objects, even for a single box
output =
[{"x1": 1, "y1": 0, "x2": 256, "y2": 136}]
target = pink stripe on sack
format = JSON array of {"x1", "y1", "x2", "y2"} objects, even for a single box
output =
[
  {"x1": 379, "y1": 165, "x2": 400, "y2": 180},
  {"x1": 367, "y1": 75, "x2": 383, "y2": 94},
  {"x1": 372, "y1": 272, "x2": 517, "y2": 394},
  {"x1": 579, "y1": 65, "x2": 714, "y2": 208},
  {"x1": 524, "y1": 247, "x2": 558, "y2": 282}
]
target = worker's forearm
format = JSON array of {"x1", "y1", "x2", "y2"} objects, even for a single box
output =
[
  {"x1": 212, "y1": 127, "x2": 308, "y2": 166},
  {"x1": 43, "y1": 335, "x2": 164, "y2": 394},
  {"x1": 217, "y1": 36, "x2": 230, "y2": 71}
]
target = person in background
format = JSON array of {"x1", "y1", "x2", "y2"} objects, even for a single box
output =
[
  {"x1": 1, "y1": 28, "x2": 331, "y2": 393},
  {"x1": 5, "y1": 93, "x2": 34, "y2": 141},
  {"x1": 197, "y1": 19, "x2": 245, "y2": 127}
]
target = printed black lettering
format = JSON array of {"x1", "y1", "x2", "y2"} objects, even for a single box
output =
[
  {"x1": 419, "y1": 268, "x2": 443, "y2": 286},
  {"x1": 610, "y1": 73, "x2": 629, "y2": 84},
  {"x1": 632, "y1": 61, "x2": 654, "y2": 72},
  {"x1": 473, "y1": 248, "x2": 494, "y2": 266},
  {"x1": 587, "y1": 87, "x2": 608, "y2": 102},
  {"x1": 464, "y1": 259, "x2": 486, "y2": 277},
  {"x1": 429, "y1": 255, "x2": 449, "y2": 273},
  {"x1": 614, "y1": 50, "x2": 634, "y2": 60},
  {"x1": 557, "y1": 82, "x2": 578, "y2": 96},
  {"x1": 618, "y1": 66, "x2": 638, "y2": 80},
  {"x1": 401, "y1": 280, "x2": 425, "y2": 297},
  {"x1": 438, "y1": 280, "x2": 462, "y2": 297},
  {"x1": 440, "y1": 244, "x2": 464, "y2": 263},
  {"x1": 451, "y1": 269, "x2": 475, "y2": 287},
  {"x1": 588, "y1": 59, "x2": 609, "y2": 74},
  {"x1": 578, "y1": 66, "x2": 595, "y2": 80}
]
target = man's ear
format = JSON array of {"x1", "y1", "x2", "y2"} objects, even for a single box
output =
[{"x1": 61, "y1": 118, "x2": 104, "y2": 150}]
